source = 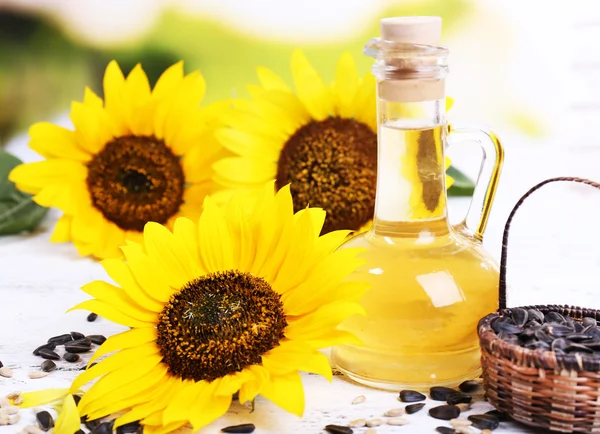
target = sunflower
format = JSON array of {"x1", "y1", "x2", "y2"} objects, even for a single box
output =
[
  {"x1": 9, "y1": 61, "x2": 228, "y2": 259},
  {"x1": 213, "y1": 50, "x2": 454, "y2": 235},
  {"x1": 17, "y1": 182, "x2": 367, "y2": 433}
]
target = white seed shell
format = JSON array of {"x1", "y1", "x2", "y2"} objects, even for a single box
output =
[
  {"x1": 9, "y1": 413, "x2": 20, "y2": 425},
  {"x1": 366, "y1": 429, "x2": 378, "y2": 434},
  {"x1": 6, "y1": 392, "x2": 20, "y2": 400},
  {"x1": 348, "y1": 418, "x2": 366, "y2": 428},
  {"x1": 387, "y1": 417, "x2": 409, "y2": 426},
  {"x1": 351, "y1": 395, "x2": 366, "y2": 405},
  {"x1": 366, "y1": 419, "x2": 383, "y2": 427},
  {"x1": 12, "y1": 396, "x2": 23, "y2": 406},
  {"x1": 450, "y1": 418, "x2": 473, "y2": 427},
  {"x1": 384, "y1": 408, "x2": 405, "y2": 417},
  {"x1": 28, "y1": 371, "x2": 49, "y2": 379},
  {"x1": 0, "y1": 368, "x2": 13, "y2": 378},
  {"x1": 0, "y1": 398, "x2": 8, "y2": 409}
]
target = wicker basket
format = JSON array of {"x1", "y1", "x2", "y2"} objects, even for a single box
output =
[{"x1": 478, "y1": 177, "x2": 600, "y2": 433}]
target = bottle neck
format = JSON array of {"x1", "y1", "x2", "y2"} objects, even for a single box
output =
[{"x1": 372, "y1": 96, "x2": 450, "y2": 236}]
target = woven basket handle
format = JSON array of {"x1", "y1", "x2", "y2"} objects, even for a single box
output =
[{"x1": 499, "y1": 177, "x2": 600, "y2": 310}]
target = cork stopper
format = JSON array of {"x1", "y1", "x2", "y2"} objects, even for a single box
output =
[
  {"x1": 377, "y1": 16, "x2": 445, "y2": 102},
  {"x1": 380, "y1": 16, "x2": 442, "y2": 44}
]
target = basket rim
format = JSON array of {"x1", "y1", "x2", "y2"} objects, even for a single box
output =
[{"x1": 478, "y1": 304, "x2": 600, "y2": 372}]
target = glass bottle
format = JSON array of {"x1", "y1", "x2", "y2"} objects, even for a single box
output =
[{"x1": 331, "y1": 17, "x2": 504, "y2": 390}]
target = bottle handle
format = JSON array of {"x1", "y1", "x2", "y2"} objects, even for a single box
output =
[{"x1": 446, "y1": 124, "x2": 505, "y2": 240}]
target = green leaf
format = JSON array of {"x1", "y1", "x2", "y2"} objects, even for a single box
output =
[
  {"x1": 447, "y1": 165, "x2": 475, "y2": 197},
  {"x1": 0, "y1": 150, "x2": 48, "y2": 235}
]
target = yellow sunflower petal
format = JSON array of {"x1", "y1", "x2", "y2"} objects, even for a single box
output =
[
  {"x1": 333, "y1": 52, "x2": 359, "y2": 118},
  {"x1": 189, "y1": 387, "x2": 232, "y2": 430},
  {"x1": 101, "y1": 259, "x2": 165, "y2": 312},
  {"x1": 71, "y1": 343, "x2": 159, "y2": 392},
  {"x1": 197, "y1": 198, "x2": 235, "y2": 272},
  {"x1": 215, "y1": 128, "x2": 280, "y2": 160},
  {"x1": 238, "y1": 365, "x2": 269, "y2": 404},
  {"x1": 83, "y1": 87, "x2": 103, "y2": 108},
  {"x1": 68, "y1": 299, "x2": 154, "y2": 328},
  {"x1": 80, "y1": 281, "x2": 158, "y2": 323},
  {"x1": 260, "y1": 371, "x2": 305, "y2": 417},
  {"x1": 103, "y1": 60, "x2": 127, "y2": 132},
  {"x1": 290, "y1": 50, "x2": 333, "y2": 120},
  {"x1": 256, "y1": 66, "x2": 291, "y2": 92},
  {"x1": 145, "y1": 420, "x2": 189, "y2": 434},
  {"x1": 17, "y1": 388, "x2": 69, "y2": 408},
  {"x1": 143, "y1": 222, "x2": 193, "y2": 288},
  {"x1": 120, "y1": 243, "x2": 174, "y2": 303},
  {"x1": 70, "y1": 100, "x2": 120, "y2": 154},
  {"x1": 213, "y1": 157, "x2": 276, "y2": 185},
  {"x1": 446, "y1": 96, "x2": 454, "y2": 111},
  {"x1": 89, "y1": 327, "x2": 157, "y2": 365},
  {"x1": 152, "y1": 61, "x2": 184, "y2": 99},
  {"x1": 8, "y1": 160, "x2": 87, "y2": 193},
  {"x1": 172, "y1": 217, "x2": 202, "y2": 270},
  {"x1": 307, "y1": 330, "x2": 362, "y2": 348},
  {"x1": 28, "y1": 122, "x2": 90, "y2": 162},
  {"x1": 266, "y1": 345, "x2": 333, "y2": 381},
  {"x1": 50, "y1": 214, "x2": 72, "y2": 243},
  {"x1": 54, "y1": 394, "x2": 80, "y2": 434},
  {"x1": 163, "y1": 380, "x2": 206, "y2": 425}
]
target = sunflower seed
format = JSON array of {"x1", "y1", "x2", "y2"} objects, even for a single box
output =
[
  {"x1": 116, "y1": 420, "x2": 142, "y2": 433},
  {"x1": 510, "y1": 308, "x2": 528, "y2": 326},
  {"x1": 365, "y1": 430, "x2": 377, "y2": 434},
  {"x1": 545, "y1": 324, "x2": 574, "y2": 337},
  {"x1": 0, "y1": 412, "x2": 7, "y2": 426},
  {"x1": 527, "y1": 309, "x2": 544, "y2": 323},
  {"x1": 481, "y1": 430, "x2": 493, "y2": 434},
  {"x1": 6, "y1": 392, "x2": 19, "y2": 400},
  {"x1": 85, "y1": 418, "x2": 101, "y2": 431},
  {"x1": 455, "y1": 427, "x2": 477, "y2": 434},
  {"x1": 88, "y1": 335, "x2": 107, "y2": 345},
  {"x1": 456, "y1": 403, "x2": 471, "y2": 412},
  {"x1": 33, "y1": 344, "x2": 56, "y2": 356},
  {"x1": 75, "y1": 431, "x2": 85, "y2": 434},
  {"x1": 36, "y1": 411, "x2": 54, "y2": 431},
  {"x1": 431, "y1": 386, "x2": 457, "y2": 401},
  {"x1": 447, "y1": 392, "x2": 472, "y2": 405},
  {"x1": 8, "y1": 413, "x2": 20, "y2": 425},
  {"x1": 6, "y1": 406, "x2": 19, "y2": 415},
  {"x1": 458, "y1": 380, "x2": 480, "y2": 393},
  {"x1": 387, "y1": 417, "x2": 409, "y2": 426},
  {"x1": 552, "y1": 338, "x2": 568, "y2": 351},
  {"x1": 221, "y1": 423, "x2": 256, "y2": 433},
  {"x1": 63, "y1": 353, "x2": 80, "y2": 363},
  {"x1": 534, "y1": 329, "x2": 552, "y2": 343},
  {"x1": 468, "y1": 414, "x2": 500, "y2": 430},
  {"x1": 90, "y1": 420, "x2": 114, "y2": 434},
  {"x1": 493, "y1": 322, "x2": 522, "y2": 335},
  {"x1": 566, "y1": 343, "x2": 594, "y2": 354},
  {"x1": 584, "y1": 317, "x2": 597, "y2": 327},
  {"x1": 0, "y1": 367, "x2": 13, "y2": 378},
  {"x1": 399, "y1": 390, "x2": 426, "y2": 402},
  {"x1": 383, "y1": 408, "x2": 404, "y2": 417},
  {"x1": 12, "y1": 396, "x2": 23, "y2": 405},
  {"x1": 366, "y1": 419, "x2": 383, "y2": 427},
  {"x1": 64, "y1": 343, "x2": 91, "y2": 354},
  {"x1": 38, "y1": 348, "x2": 60, "y2": 360},
  {"x1": 429, "y1": 405, "x2": 461, "y2": 420},
  {"x1": 436, "y1": 428, "x2": 456, "y2": 434},
  {"x1": 324, "y1": 425, "x2": 353, "y2": 434},
  {"x1": 0, "y1": 360, "x2": 2, "y2": 368},
  {"x1": 41, "y1": 360, "x2": 56, "y2": 372},
  {"x1": 567, "y1": 333, "x2": 592, "y2": 342},
  {"x1": 348, "y1": 419, "x2": 366, "y2": 427},
  {"x1": 87, "y1": 312, "x2": 98, "y2": 322},
  {"x1": 351, "y1": 395, "x2": 366, "y2": 405},
  {"x1": 0, "y1": 398, "x2": 8, "y2": 409},
  {"x1": 47, "y1": 334, "x2": 73, "y2": 345},
  {"x1": 71, "y1": 331, "x2": 86, "y2": 340},
  {"x1": 574, "y1": 322, "x2": 585, "y2": 332},
  {"x1": 405, "y1": 403, "x2": 426, "y2": 414},
  {"x1": 28, "y1": 371, "x2": 49, "y2": 379},
  {"x1": 545, "y1": 312, "x2": 565, "y2": 323},
  {"x1": 450, "y1": 418, "x2": 472, "y2": 427},
  {"x1": 73, "y1": 395, "x2": 82, "y2": 406}
]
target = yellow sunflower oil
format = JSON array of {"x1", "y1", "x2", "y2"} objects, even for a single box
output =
[{"x1": 330, "y1": 17, "x2": 504, "y2": 390}]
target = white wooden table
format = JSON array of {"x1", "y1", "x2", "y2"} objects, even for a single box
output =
[{"x1": 2, "y1": 128, "x2": 600, "y2": 433}]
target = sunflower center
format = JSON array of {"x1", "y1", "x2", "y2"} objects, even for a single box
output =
[
  {"x1": 275, "y1": 116, "x2": 377, "y2": 234},
  {"x1": 156, "y1": 270, "x2": 287, "y2": 382},
  {"x1": 86, "y1": 135, "x2": 184, "y2": 232}
]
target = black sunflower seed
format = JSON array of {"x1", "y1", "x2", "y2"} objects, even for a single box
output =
[
  {"x1": 221, "y1": 424, "x2": 256, "y2": 433},
  {"x1": 446, "y1": 392, "x2": 472, "y2": 405},
  {"x1": 566, "y1": 333, "x2": 592, "y2": 342},
  {"x1": 41, "y1": 360, "x2": 56, "y2": 372},
  {"x1": 545, "y1": 324, "x2": 574, "y2": 337},
  {"x1": 429, "y1": 405, "x2": 461, "y2": 420},
  {"x1": 510, "y1": 308, "x2": 528, "y2": 327},
  {"x1": 582, "y1": 340, "x2": 600, "y2": 350},
  {"x1": 33, "y1": 343, "x2": 56, "y2": 356},
  {"x1": 527, "y1": 320, "x2": 542, "y2": 329},
  {"x1": 117, "y1": 421, "x2": 142, "y2": 434},
  {"x1": 85, "y1": 418, "x2": 101, "y2": 431},
  {"x1": 36, "y1": 410, "x2": 54, "y2": 431},
  {"x1": 584, "y1": 317, "x2": 597, "y2": 327},
  {"x1": 492, "y1": 321, "x2": 522, "y2": 335},
  {"x1": 545, "y1": 312, "x2": 566, "y2": 324},
  {"x1": 0, "y1": 360, "x2": 3, "y2": 368},
  {"x1": 486, "y1": 409, "x2": 510, "y2": 422},
  {"x1": 587, "y1": 327, "x2": 600, "y2": 339},
  {"x1": 88, "y1": 335, "x2": 107, "y2": 345},
  {"x1": 534, "y1": 329, "x2": 553, "y2": 343},
  {"x1": 73, "y1": 394, "x2": 82, "y2": 406},
  {"x1": 65, "y1": 342, "x2": 92, "y2": 354},
  {"x1": 526, "y1": 341, "x2": 550, "y2": 351},
  {"x1": 468, "y1": 414, "x2": 500, "y2": 430},
  {"x1": 71, "y1": 338, "x2": 92, "y2": 346},
  {"x1": 458, "y1": 380, "x2": 480, "y2": 393},
  {"x1": 527, "y1": 309, "x2": 544, "y2": 323},
  {"x1": 75, "y1": 431, "x2": 85, "y2": 434},
  {"x1": 64, "y1": 352, "x2": 80, "y2": 363},
  {"x1": 435, "y1": 428, "x2": 456, "y2": 434},
  {"x1": 552, "y1": 338, "x2": 568, "y2": 351},
  {"x1": 430, "y1": 386, "x2": 457, "y2": 401},
  {"x1": 91, "y1": 420, "x2": 115, "y2": 434},
  {"x1": 39, "y1": 348, "x2": 60, "y2": 360},
  {"x1": 406, "y1": 403, "x2": 426, "y2": 414},
  {"x1": 574, "y1": 322, "x2": 585, "y2": 332},
  {"x1": 47, "y1": 333, "x2": 73, "y2": 345},
  {"x1": 87, "y1": 312, "x2": 98, "y2": 322},
  {"x1": 71, "y1": 331, "x2": 85, "y2": 340},
  {"x1": 80, "y1": 362, "x2": 97, "y2": 371},
  {"x1": 399, "y1": 390, "x2": 426, "y2": 402},
  {"x1": 566, "y1": 343, "x2": 594, "y2": 354},
  {"x1": 324, "y1": 425, "x2": 352, "y2": 434}
]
